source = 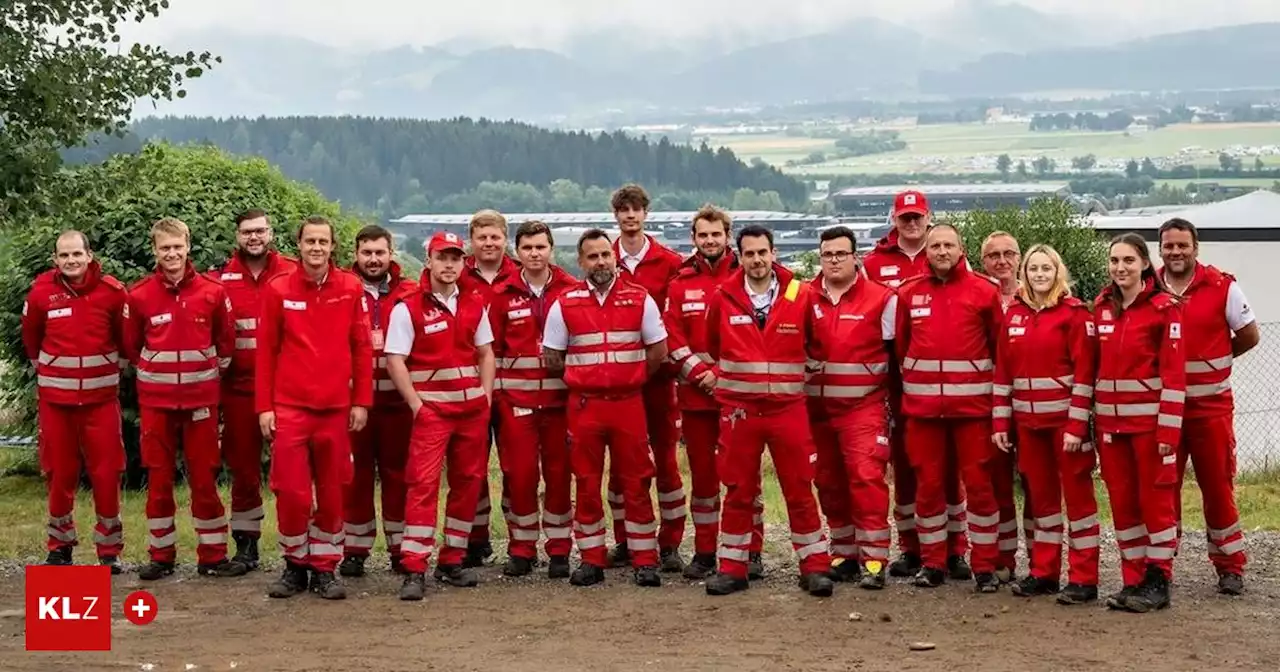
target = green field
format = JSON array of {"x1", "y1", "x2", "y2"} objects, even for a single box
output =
[
  {"x1": 1155, "y1": 177, "x2": 1280, "y2": 189},
  {"x1": 711, "y1": 122, "x2": 1280, "y2": 176}
]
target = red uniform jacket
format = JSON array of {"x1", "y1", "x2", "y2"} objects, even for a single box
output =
[
  {"x1": 22, "y1": 261, "x2": 127, "y2": 406},
  {"x1": 207, "y1": 250, "x2": 298, "y2": 395},
  {"x1": 895, "y1": 263, "x2": 1002, "y2": 419},
  {"x1": 1093, "y1": 278, "x2": 1186, "y2": 447},
  {"x1": 705, "y1": 264, "x2": 816, "y2": 413},
  {"x1": 805, "y1": 272, "x2": 897, "y2": 418},
  {"x1": 862, "y1": 229, "x2": 930, "y2": 288},
  {"x1": 256, "y1": 263, "x2": 374, "y2": 414},
  {"x1": 663, "y1": 251, "x2": 738, "y2": 412},
  {"x1": 402, "y1": 287, "x2": 489, "y2": 417},
  {"x1": 489, "y1": 266, "x2": 576, "y2": 409},
  {"x1": 992, "y1": 295, "x2": 1096, "y2": 438},
  {"x1": 615, "y1": 234, "x2": 683, "y2": 380},
  {"x1": 124, "y1": 263, "x2": 236, "y2": 410},
  {"x1": 559, "y1": 280, "x2": 652, "y2": 396},
  {"x1": 359, "y1": 262, "x2": 419, "y2": 408},
  {"x1": 1160, "y1": 263, "x2": 1236, "y2": 418},
  {"x1": 459, "y1": 255, "x2": 520, "y2": 306}
]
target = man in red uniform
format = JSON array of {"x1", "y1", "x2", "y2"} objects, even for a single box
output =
[
  {"x1": 703, "y1": 225, "x2": 835, "y2": 598},
  {"x1": 895, "y1": 223, "x2": 1004, "y2": 591},
  {"x1": 257, "y1": 216, "x2": 373, "y2": 600},
  {"x1": 863, "y1": 189, "x2": 970, "y2": 580},
  {"x1": 23, "y1": 231, "x2": 127, "y2": 573},
  {"x1": 806, "y1": 226, "x2": 898, "y2": 590},
  {"x1": 665, "y1": 205, "x2": 767, "y2": 581},
  {"x1": 1158, "y1": 217, "x2": 1260, "y2": 596},
  {"x1": 607, "y1": 184, "x2": 688, "y2": 572},
  {"x1": 542, "y1": 228, "x2": 669, "y2": 587},
  {"x1": 124, "y1": 218, "x2": 246, "y2": 581},
  {"x1": 489, "y1": 221, "x2": 577, "y2": 579},
  {"x1": 340, "y1": 225, "x2": 418, "y2": 577},
  {"x1": 458, "y1": 209, "x2": 520, "y2": 568},
  {"x1": 387, "y1": 231, "x2": 496, "y2": 600},
  {"x1": 208, "y1": 208, "x2": 297, "y2": 570}
]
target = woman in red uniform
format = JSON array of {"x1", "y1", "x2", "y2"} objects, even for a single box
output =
[
  {"x1": 992, "y1": 244, "x2": 1100, "y2": 605},
  {"x1": 1092, "y1": 233, "x2": 1186, "y2": 613}
]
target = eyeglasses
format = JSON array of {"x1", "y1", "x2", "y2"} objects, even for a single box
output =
[
  {"x1": 983, "y1": 250, "x2": 1019, "y2": 261},
  {"x1": 238, "y1": 227, "x2": 271, "y2": 238},
  {"x1": 820, "y1": 251, "x2": 853, "y2": 263}
]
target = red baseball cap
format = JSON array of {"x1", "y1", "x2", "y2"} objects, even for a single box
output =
[
  {"x1": 426, "y1": 230, "x2": 466, "y2": 255},
  {"x1": 892, "y1": 190, "x2": 930, "y2": 217}
]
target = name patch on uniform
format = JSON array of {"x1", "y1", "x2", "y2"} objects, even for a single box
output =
[
  {"x1": 1086, "y1": 321, "x2": 1096, "y2": 336},
  {"x1": 880, "y1": 266, "x2": 900, "y2": 277},
  {"x1": 729, "y1": 315, "x2": 752, "y2": 325},
  {"x1": 283, "y1": 300, "x2": 306, "y2": 311},
  {"x1": 507, "y1": 308, "x2": 532, "y2": 319},
  {"x1": 685, "y1": 289, "x2": 704, "y2": 300},
  {"x1": 777, "y1": 322, "x2": 799, "y2": 334},
  {"x1": 47, "y1": 307, "x2": 72, "y2": 319},
  {"x1": 512, "y1": 407, "x2": 533, "y2": 418},
  {"x1": 150, "y1": 312, "x2": 173, "y2": 325},
  {"x1": 910, "y1": 307, "x2": 931, "y2": 318},
  {"x1": 1007, "y1": 326, "x2": 1025, "y2": 336},
  {"x1": 220, "y1": 272, "x2": 243, "y2": 281},
  {"x1": 681, "y1": 302, "x2": 705, "y2": 313},
  {"x1": 813, "y1": 305, "x2": 824, "y2": 319},
  {"x1": 1169, "y1": 322, "x2": 1182, "y2": 339},
  {"x1": 192, "y1": 408, "x2": 211, "y2": 422},
  {"x1": 839, "y1": 313, "x2": 864, "y2": 321},
  {"x1": 1098, "y1": 324, "x2": 1115, "y2": 334},
  {"x1": 423, "y1": 321, "x2": 449, "y2": 335},
  {"x1": 565, "y1": 290, "x2": 589, "y2": 299}
]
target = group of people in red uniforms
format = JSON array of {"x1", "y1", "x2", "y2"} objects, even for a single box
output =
[{"x1": 25, "y1": 185, "x2": 1258, "y2": 611}]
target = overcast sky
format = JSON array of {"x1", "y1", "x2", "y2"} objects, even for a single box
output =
[{"x1": 125, "y1": 0, "x2": 1280, "y2": 51}]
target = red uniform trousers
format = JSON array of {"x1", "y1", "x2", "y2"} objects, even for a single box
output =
[
  {"x1": 905, "y1": 418, "x2": 999, "y2": 574},
  {"x1": 39, "y1": 399, "x2": 124, "y2": 559},
  {"x1": 269, "y1": 406, "x2": 352, "y2": 573},
  {"x1": 1097, "y1": 430, "x2": 1180, "y2": 586},
  {"x1": 569, "y1": 393, "x2": 659, "y2": 568},
  {"x1": 993, "y1": 447, "x2": 1020, "y2": 570},
  {"x1": 608, "y1": 378, "x2": 686, "y2": 551},
  {"x1": 1177, "y1": 414, "x2": 1246, "y2": 575},
  {"x1": 684, "y1": 410, "x2": 766, "y2": 556},
  {"x1": 1017, "y1": 426, "x2": 1100, "y2": 586},
  {"x1": 141, "y1": 405, "x2": 227, "y2": 565},
  {"x1": 343, "y1": 405, "x2": 413, "y2": 558},
  {"x1": 400, "y1": 405, "x2": 490, "y2": 573},
  {"x1": 221, "y1": 391, "x2": 265, "y2": 538},
  {"x1": 718, "y1": 400, "x2": 830, "y2": 579},
  {"x1": 468, "y1": 409, "x2": 499, "y2": 549},
  {"x1": 496, "y1": 398, "x2": 573, "y2": 559},
  {"x1": 891, "y1": 421, "x2": 968, "y2": 558},
  {"x1": 813, "y1": 405, "x2": 892, "y2": 565}
]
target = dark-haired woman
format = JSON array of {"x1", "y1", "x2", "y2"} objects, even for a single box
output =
[{"x1": 1092, "y1": 233, "x2": 1186, "y2": 613}]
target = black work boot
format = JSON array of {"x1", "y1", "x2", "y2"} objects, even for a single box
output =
[
  {"x1": 399, "y1": 573, "x2": 427, "y2": 601},
  {"x1": 197, "y1": 558, "x2": 249, "y2": 578},
  {"x1": 607, "y1": 543, "x2": 631, "y2": 568},
  {"x1": 1217, "y1": 573, "x2": 1244, "y2": 596},
  {"x1": 44, "y1": 546, "x2": 73, "y2": 566},
  {"x1": 434, "y1": 564, "x2": 479, "y2": 587},
  {"x1": 1056, "y1": 583, "x2": 1098, "y2": 605},
  {"x1": 1125, "y1": 566, "x2": 1171, "y2": 613},
  {"x1": 634, "y1": 565, "x2": 662, "y2": 587},
  {"x1": 231, "y1": 532, "x2": 260, "y2": 571},
  {"x1": 800, "y1": 572, "x2": 835, "y2": 597},
  {"x1": 913, "y1": 567, "x2": 946, "y2": 588},
  {"x1": 659, "y1": 547, "x2": 685, "y2": 573},
  {"x1": 503, "y1": 555, "x2": 534, "y2": 577},
  {"x1": 827, "y1": 558, "x2": 862, "y2": 583},
  {"x1": 268, "y1": 562, "x2": 309, "y2": 598},
  {"x1": 859, "y1": 561, "x2": 887, "y2": 590},
  {"x1": 747, "y1": 552, "x2": 765, "y2": 580},
  {"x1": 705, "y1": 572, "x2": 749, "y2": 595},
  {"x1": 947, "y1": 555, "x2": 973, "y2": 581},
  {"x1": 99, "y1": 556, "x2": 122, "y2": 576},
  {"x1": 974, "y1": 572, "x2": 1000, "y2": 593},
  {"x1": 139, "y1": 561, "x2": 176, "y2": 581},
  {"x1": 1105, "y1": 584, "x2": 1140, "y2": 610},
  {"x1": 682, "y1": 553, "x2": 717, "y2": 580},
  {"x1": 462, "y1": 542, "x2": 491, "y2": 569},
  {"x1": 1011, "y1": 576, "x2": 1060, "y2": 597},
  {"x1": 310, "y1": 570, "x2": 347, "y2": 600},
  {"x1": 888, "y1": 552, "x2": 922, "y2": 577},
  {"x1": 547, "y1": 555, "x2": 571, "y2": 579},
  {"x1": 338, "y1": 555, "x2": 366, "y2": 578},
  {"x1": 570, "y1": 563, "x2": 605, "y2": 586}
]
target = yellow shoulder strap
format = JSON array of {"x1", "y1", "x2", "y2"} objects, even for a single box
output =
[{"x1": 784, "y1": 279, "x2": 800, "y2": 302}]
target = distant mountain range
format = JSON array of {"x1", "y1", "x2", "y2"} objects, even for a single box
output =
[{"x1": 142, "y1": 1, "x2": 1280, "y2": 122}]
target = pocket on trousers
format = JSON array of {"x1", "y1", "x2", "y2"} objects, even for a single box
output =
[
  {"x1": 871, "y1": 434, "x2": 891, "y2": 463},
  {"x1": 1155, "y1": 451, "x2": 1179, "y2": 487}
]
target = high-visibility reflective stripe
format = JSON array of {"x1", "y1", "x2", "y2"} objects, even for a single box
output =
[
  {"x1": 494, "y1": 377, "x2": 567, "y2": 391},
  {"x1": 1068, "y1": 407, "x2": 1090, "y2": 421},
  {"x1": 918, "y1": 530, "x2": 948, "y2": 544},
  {"x1": 1068, "y1": 534, "x2": 1100, "y2": 550},
  {"x1": 902, "y1": 382, "x2": 994, "y2": 396},
  {"x1": 150, "y1": 531, "x2": 178, "y2": 548},
  {"x1": 902, "y1": 357, "x2": 992, "y2": 373},
  {"x1": 498, "y1": 356, "x2": 543, "y2": 370},
  {"x1": 916, "y1": 513, "x2": 946, "y2": 528},
  {"x1": 720, "y1": 532, "x2": 752, "y2": 546},
  {"x1": 719, "y1": 360, "x2": 807, "y2": 375},
  {"x1": 1034, "y1": 530, "x2": 1063, "y2": 544},
  {"x1": 1158, "y1": 413, "x2": 1182, "y2": 429},
  {"x1": 718, "y1": 547, "x2": 750, "y2": 561},
  {"x1": 402, "y1": 539, "x2": 434, "y2": 554},
  {"x1": 1115, "y1": 525, "x2": 1148, "y2": 542},
  {"x1": 409, "y1": 366, "x2": 480, "y2": 382},
  {"x1": 47, "y1": 527, "x2": 76, "y2": 542},
  {"x1": 1011, "y1": 398, "x2": 1071, "y2": 414},
  {"x1": 717, "y1": 379, "x2": 804, "y2": 395},
  {"x1": 140, "y1": 347, "x2": 217, "y2": 362},
  {"x1": 37, "y1": 351, "x2": 120, "y2": 368},
  {"x1": 418, "y1": 387, "x2": 486, "y2": 403},
  {"x1": 1187, "y1": 381, "x2": 1231, "y2": 397},
  {"x1": 568, "y1": 331, "x2": 642, "y2": 347},
  {"x1": 1161, "y1": 389, "x2": 1185, "y2": 404},
  {"x1": 992, "y1": 384, "x2": 1013, "y2": 396},
  {"x1": 575, "y1": 520, "x2": 608, "y2": 536},
  {"x1": 94, "y1": 530, "x2": 122, "y2": 545},
  {"x1": 1146, "y1": 547, "x2": 1176, "y2": 560},
  {"x1": 804, "y1": 384, "x2": 881, "y2": 398},
  {"x1": 235, "y1": 338, "x2": 256, "y2": 350},
  {"x1": 1072, "y1": 384, "x2": 1094, "y2": 397},
  {"x1": 234, "y1": 318, "x2": 257, "y2": 330},
  {"x1": 969, "y1": 532, "x2": 999, "y2": 544},
  {"x1": 136, "y1": 368, "x2": 219, "y2": 385},
  {"x1": 1095, "y1": 377, "x2": 1162, "y2": 392},
  {"x1": 565, "y1": 350, "x2": 646, "y2": 366},
  {"x1": 993, "y1": 405, "x2": 1013, "y2": 418},
  {"x1": 1013, "y1": 375, "x2": 1074, "y2": 391},
  {"x1": 37, "y1": 373, "x2": 120, "y2": 390},
  {"x1": 998, "y1": 519, "x2": 1019, "y2": 534},
  {"x1": 855, "y1": 528, "x2": 892, "y2": 542},
  {"x1": 1208, "y1": 522, "x2": 1241, "y2": 541},
  {"x1": 814, "y1": 361, "x2": 890, "y2": 375},
  {"x1": 968, "y1": 512, "x2": 1000, "y2": 527},
  {"x1": 670, "y1": 346, "x2": 693, "y2": 361},
  {"x1": 692, "y1": 512, "x2": 720, "y2": 525},
  {"x1": 1094, "y1": 403, "x2": 1160, "y2": 417},
  {"x1": 1069, "y1": 515, "x2": 1098, "y2": 532},
  {"x1": 1148, "y1": 526, "x2": 1179, "y2": 544},
  {"x1": 1186, "y1": 354, "x2": 1232, "y2": 374},
  {"x1": 1210, "y1": 539, "x2": 1246, "y2": 556}
]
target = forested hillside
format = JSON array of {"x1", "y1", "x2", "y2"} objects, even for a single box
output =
[{"x1": 69, "y1": 116, "x2": 808, "y2": 217}]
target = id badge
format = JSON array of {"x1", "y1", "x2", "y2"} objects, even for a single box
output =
[{"x1": 371, "y1": 328, "x2": 385, "y2": 350}]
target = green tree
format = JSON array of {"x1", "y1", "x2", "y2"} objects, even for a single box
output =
[
  {"x1": 0, "y1": 142, "x2": 362, "y2": 484},
  {"x1": 1, "y1": 0, "x2": 219, "y2": 221},
  {"x1": 996, "y1": 154, "x2": 1012, "y2": 181},
  {"x1": 1125, "y1": 159, "x2": 1140, "y2": 179}
]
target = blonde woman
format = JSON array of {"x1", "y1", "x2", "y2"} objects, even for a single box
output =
[{"x1": 991, "y1": 244, "x2": 1100, "y2": 605}]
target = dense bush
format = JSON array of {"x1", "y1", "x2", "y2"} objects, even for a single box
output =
[{"x1": 0, "y1": 142, "x2": 364, "y2": 484}]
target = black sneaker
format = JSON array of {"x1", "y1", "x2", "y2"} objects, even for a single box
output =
[
  {"x1": 139, "y1": 561, "x2": 176, "y2": 581},
  {"x1": 310, "y1": 571, "x2": 347, "y2": 600},
  {"x1": 682, "y1": 553, "x2": 717, "y2": 580},
  {"x1": 705, "y1": 573, "x2": 749, "y2": 595},
  {"x1": 800, "y1": 572, "x2": 835, "y2": 597},
  {"x1": 503, "y1": 555, "x2": 534, "y2": 577},
  {"x1": 99, "y1": 556, "x2": 122, "y2": 575},
  {"x1": 975, "y1": 572, "x2": 1000, "y2": 593},
  {"x1": 827, "y1": 558, "x2": 862, "y2": 583},
  {"x1": 1105, "y1": 584, "x2": 1140, "y2": 610},
  {"x1": 1056, "y1": 583, "x2": 1098, "y2": 605},
  {"x1": 747, "y1": 552, "x2": 765, "y2": 580},
  {"x1": 1011, "y1": 576, "x2": 1060, "y2": 597},
  {"x1": 547, "y1": 555, "x2": 571, "y2": 579},
  {"x1": 462, "y1": 542, "x2": 491, "y2": 569},
  {"x1": 338, "y1": 555, "x2": 366, "y2": 578},
  {"x1": 1125, "y1": 566, "x2": 1171, "y2": 613},
  {"x1": 859, "y1": 562, "x2": 887, "y2": 590},
  {"x1": 231, "y1": 532, "x2": 259, "y2": 571},
  {"x1": 197, "y1": 558, "x2": 249, "y2": 578},
  {"x1": 947, "y1": 555, "x2": 973, "y2": 581},
  {"x1": 913, "y1": 567, "x2": 946, "y2": 588},
  {"x1": 268, "y1": 562, "x2": 309, "y2": 598},
  {"x1": 570, "y1": 563, "x2": 605, "y2": 587},
  {"x1": 889, "y1": 552, "x2": 922, "y2": 577},
  {"x1": 634, "y1": 565, "x2": 662, "y2": 587},
  {"x1": 434, "y1": 564, "x2": 479, "y2": 587},
  {"x1": 44, "y1": 546, "x2": 73, "y2": 566},
  {"x1": 1217, "y1": 573, "x2": 1244, "y2": 596},
  {"x1": 607, "y1": 543, "x2": 631, "y2": 568},
  {"x1": 399, "y1": 573, "x2": 426, "y2": 601},
  {"x1": 659, "y1": 548, "x2": 685, "y2": 573}
]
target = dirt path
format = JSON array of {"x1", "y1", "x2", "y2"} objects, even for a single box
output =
[{"x1": 2, "y1": 532, "x2": 1279, "y2": 672}]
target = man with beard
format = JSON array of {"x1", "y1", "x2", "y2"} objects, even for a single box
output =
[
  {"x1": 542, "y1": 229, "x2": 668, "y2": 587},
  {"x1": 607, "y1": 184, "x2": 687, "y2": 573},
  {"x1": 340, "y1": 225, "x2": 419, "y2": 577},
  {"x1": 207, "y1": 209, "x2": 297, "y2": 570}
]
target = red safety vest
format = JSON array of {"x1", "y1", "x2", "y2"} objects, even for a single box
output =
[
  {"x1": 360, "y1": 262, "x2": 418, "y2": 407},
  {"x1": 805, "y1": 273, "x2": 895, "y2": 415},
  {"x1": 403, "y1": 288, "x2": 489, "y2": 417},
  {"x1": 665, "y1": 251, "x2": 738, "y2": 412},
  {"x1": 490, "y1": 267, "x2": 575, "y2": 408},
  {"x1": 559, "y1": 281, "x2": 650, "y2": 395},
  {"x1": 709, "y1": 264, "x2": 811, "y2": 411},
  {"x1": 208, "y1": 251, "x2": 298, "y2": 394},
  {"x1": 1162, "y1": 263, "x2": 1235, "y2": 418},
  {"x1": 22, "y1": 261, "x2": 126, "y2": 406}
]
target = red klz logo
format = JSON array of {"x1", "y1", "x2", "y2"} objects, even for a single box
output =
[{"x1": 25, "y1": 565, "x2": 112, "y2": 651}]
